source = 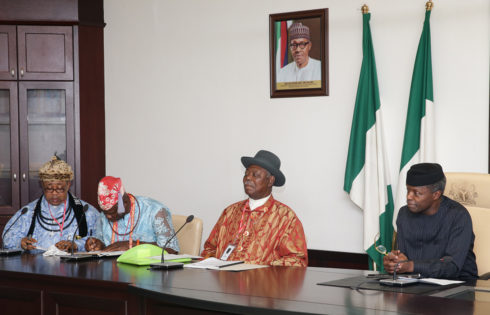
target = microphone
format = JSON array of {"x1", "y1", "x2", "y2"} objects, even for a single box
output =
[
  {"x1": 393, "y1": 259, "x2": 409, "y2": 280},
  {"x1": 0, "y1": 207, "x2": 28, "y2": 255},
  {"x1": 70, "y1": 204, "x2": 89, "y2": 255},
  {"x1": 150, "y1": 214, "x2": 194, "y2": 270}
]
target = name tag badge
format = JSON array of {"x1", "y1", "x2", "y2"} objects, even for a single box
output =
[{"x1": 220, "y1": 244, "x2": 236, "y2": 261}]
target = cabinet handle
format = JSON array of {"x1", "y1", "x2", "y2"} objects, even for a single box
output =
[
  {"x1": 22, "y1": 173, "x2": 26, "y2": 181},
  {"x1": 13, "y1": 173, "x2": 17, "y2": 182},
  {"x1": 20, "y1": 68, "x2": 24, "y2": 77},
  {"x1": 11, "y1": 69, "x2": 15, "y2": 77}
]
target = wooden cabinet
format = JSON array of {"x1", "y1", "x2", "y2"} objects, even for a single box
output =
[
  {"x1": 0, "y1": 82, "x2": 19, "y2": 211},
  {"x1": 0, "y1": 0, "x2": 105, "y2": 237},
  {"x1": 0, "y1": 26, "x2": 17, "y2": 80},
  {"x1": 0, "y1": 25, "x2": 73, "y2": 81},
  {"x1": 18, "y1": 26, "x2": 74, "y2": 81}
]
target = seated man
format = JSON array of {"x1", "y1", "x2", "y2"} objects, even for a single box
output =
[
  {"x1": 3, "y1": 156, "x2": 98, "y2": 252},
  {"x1": 85, "y1": 176, "x2": 179, "y2": 253},
  {"x1": 201, "y1": 150, "x2": 308, "y2": 267},
  {"x1": 384, "y1": 163, "x2": 478, "y2": 280}
]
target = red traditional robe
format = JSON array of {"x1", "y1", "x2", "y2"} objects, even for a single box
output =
[{"x1": 201, "y1": 196, "x2": 308, "y2": 267}]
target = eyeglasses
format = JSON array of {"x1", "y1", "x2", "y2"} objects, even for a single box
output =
[
  {"x1": 290, "y1": 41, "x2": 310, "y2": 50},
  {"x1": 43, "y1": 186, "x2": 68, "y2": 194}
]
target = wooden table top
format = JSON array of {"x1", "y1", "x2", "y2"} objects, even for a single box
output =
[{"x1": 1, "y1": 252, "x2": 489, "y2": 314}]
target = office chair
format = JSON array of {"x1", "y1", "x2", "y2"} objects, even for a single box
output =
[
  {"x1": 171, "y1": 214, "x2": 203, "y2": 256},
  {"x1": 446, "y1": 172, "x2": 490, "y2": 279}
]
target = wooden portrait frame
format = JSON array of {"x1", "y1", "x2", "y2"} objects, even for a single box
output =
[{"x1": 269, "y1": 9, "x2": 329, "y2": 98}]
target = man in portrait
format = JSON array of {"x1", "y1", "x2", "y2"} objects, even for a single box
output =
[{"x1": 276, "y1": 22, "x2": 322, "y2": 83}]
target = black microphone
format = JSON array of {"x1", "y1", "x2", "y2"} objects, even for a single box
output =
[
  {"x1": 0, "y1": 207, "x2": 28, "y2": 255},
  {"x1": 70, "y1": 204, "x2": 89, "y2": 255},
  {"x1": 150, "y1": 214, "x2": 194, "y2": 270}
]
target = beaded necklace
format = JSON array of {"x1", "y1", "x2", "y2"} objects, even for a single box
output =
[
  {"x1": 109, "y1": 194, "x2": 141, "y2": 249},
  {"x1": 36, "y1": 197, "x2": 75, "y2": 233}
]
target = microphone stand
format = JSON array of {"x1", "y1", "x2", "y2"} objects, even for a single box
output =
[
  {"x1": 0, "y1": 208, "x2": 28, "y2": 255},
  {"x1": 150, "y1": 215, "x2": 194, "y2": 270}
]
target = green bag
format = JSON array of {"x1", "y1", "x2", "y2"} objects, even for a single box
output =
[{"x1": 116, "y1": 244, "x2": 191, "y2": 266}]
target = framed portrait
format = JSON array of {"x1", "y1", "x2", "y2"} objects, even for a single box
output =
[{"x1": 269, "y1": 9, "x2": 329, "y2": 98}]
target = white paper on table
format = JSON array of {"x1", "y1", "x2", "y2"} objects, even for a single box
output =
[
  {"x1": 183, "y1": 257, "x2": 244, "y2": 270},
  {"x1": 42, "y1": 245, "x2": 68, "y2": 256},
  {"x1": 148, "y1": 254, "x2": 202, "y2": 261},
  {"x1": 86, "y1": 250, "x2": 126, "y2": 257},
  {"x1": 218, "y1": 263, "x2": 270, "y2": 272},
  {"x1": 418, "y1": 278, "x2": 465, "y2": 286}
]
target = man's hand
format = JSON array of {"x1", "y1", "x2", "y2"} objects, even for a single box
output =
[
  {"x1": 85, "y1": 237, "x2": 105, "y2": 252},
  {"x1": 383, "y1": 250, "x2": 413, "y2": 274},
  {"x1": 21, "y1": 237, "x2": 38, "y2": 250},
  {"x1": 55, "y1": 240, "x2": 77, "y2": 252},
  {"x1": 101, "y1": 241, "x2": 129, "y2": 252}
]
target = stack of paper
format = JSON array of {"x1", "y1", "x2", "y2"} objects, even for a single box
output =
[
  {"x1": 417, "y1": 278, "x2": 464, "y2": 286},
  {"x1": 184, "y1": 257, "x2": 244, "y2": 270}
]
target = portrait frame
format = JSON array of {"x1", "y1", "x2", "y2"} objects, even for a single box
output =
[{"x1": 269, "y1": 9, "x2": 329, "y2": 98}]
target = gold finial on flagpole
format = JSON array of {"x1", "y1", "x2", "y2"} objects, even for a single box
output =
[
  {"x1": 361, "y1": 4, "x2": 369, "y2": 14},
  {"x1": 426, "y1": 0, "x2": 433, "y2": 11}
]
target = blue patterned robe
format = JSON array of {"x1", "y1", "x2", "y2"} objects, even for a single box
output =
[
  {"x1": 95, "y1": 196, "x2": 180, "y2": 252},
  {"x1": 3, "y1": 197, "x2": 98, "y2": 251}
]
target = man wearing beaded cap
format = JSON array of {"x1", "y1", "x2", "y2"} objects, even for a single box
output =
[
  {"x1": 2, "y1": 156, "x2": 98, "y2": 252},
  {"x1": 85, "y1": 176, "x2": 179, "y2": 253},
  {"x1": 277, "y1": 22, "x2": 322, "y2": 83}
]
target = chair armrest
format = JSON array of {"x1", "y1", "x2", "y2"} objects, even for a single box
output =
[{"x1": 479, "y1": 272, "x2": 490, "y2": 280}]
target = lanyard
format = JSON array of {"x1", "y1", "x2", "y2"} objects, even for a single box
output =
[
  {"x1": 233, "y1": 200, "x2": 252, "y2": 244},
  {"x1": 110, "y1": 194, "x2": 136, "y2": 248},
  {"x1": 48, "y1": 200, "x2": 68, "y2": 237}
]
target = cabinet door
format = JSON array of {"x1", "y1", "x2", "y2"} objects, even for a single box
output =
[
  {"x1": 17, "y1": 26, "x2": 73, "y2": 81},
  {"x1": 18, "y1": 82, "x2": 74, "y2": 205},
  {"x1": 0, "y1": 82, "x2": 20, "y2": 214},
  {"x1": 0, "y1": 25, "x2": 17, "y2": 80}
]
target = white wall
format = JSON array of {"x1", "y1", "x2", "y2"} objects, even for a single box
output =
[{"x1": 103, "y1": 0, "x2": 489, "y2": 253}]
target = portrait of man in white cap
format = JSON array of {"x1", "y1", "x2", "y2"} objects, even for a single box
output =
[{"x1": 276, "y1": 21, "x2": 322, "y2": 84}]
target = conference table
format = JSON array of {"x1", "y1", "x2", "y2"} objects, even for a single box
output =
[{"x1": 0, "y1": 252, "x2": 489, "y2": 314}]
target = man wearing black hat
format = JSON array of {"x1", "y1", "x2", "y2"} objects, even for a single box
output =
[
  {"x1": 384, "y1": 163, "x2": 477, "y2": 280},
  {"x1": 201, "y1": 150, "x2": 308, "y2": 267}
]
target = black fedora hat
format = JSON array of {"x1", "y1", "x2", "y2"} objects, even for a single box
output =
[{"x1": 241, "y1": 150, "x2": 285, "y2": 187}]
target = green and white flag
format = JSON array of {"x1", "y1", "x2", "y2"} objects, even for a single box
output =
[
  {"x1": 394, "y1": 9, "x2": 435, "y2": 226},
  {"x1": 344, "y1": 12, "x2": 394, "y2": 270}
]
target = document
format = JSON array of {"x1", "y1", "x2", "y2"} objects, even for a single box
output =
[
  {"x1": 60, "y1": 250, "x2": 125, "y2": 261},
  {"x1": 86, "y1": 250, "x2": 126, "y2": 257},
  {"x1": 380, "y1": 277, "x2": 464, "y2": 287},
  {"x1": 417, "y1": 278, "x2": 464, "y2": 286},
  {"x1": 184, "y1": 257, "x2": 244, "y2": 270},
  {"x1": 218, "y1": 263, "x2": 269, "y2": 272}
]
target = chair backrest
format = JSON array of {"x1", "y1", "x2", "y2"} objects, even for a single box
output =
[
  {"x1": 171, "y1": 214, "x2": 203, "y2": 256},
  {"x1": 466, "y1": 206, "x2": 490, "y2": 275},
  {"x1": 445, "y1": 172, "x2": 490, "y2": 208},
  {"x1": 445, "y1": 172, "x2": 490, "y2": 276}
]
